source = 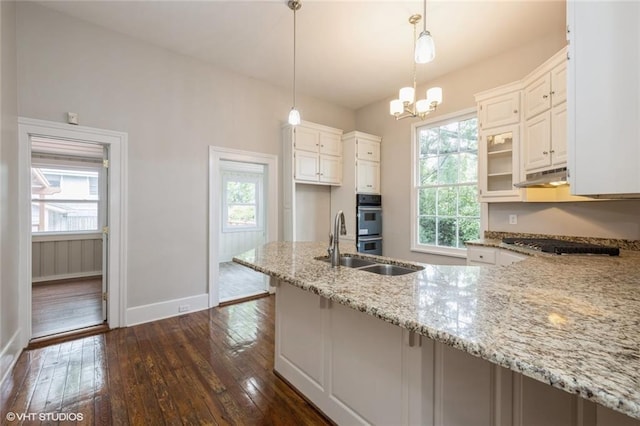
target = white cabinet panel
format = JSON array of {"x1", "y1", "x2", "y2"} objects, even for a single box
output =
[
  {"x1": 524, "y1": 111, "x2": 552, "y2": 171},
  {"x1": 524, "y1": 73, "x2": 552, "y2": 119},
  {"x1": 518, "y1": 376, "x2": 576, "y2": 426},
  {"x1": 356, "y1": 159, "x2": 379, "y2": 194},
  {"x1": 467, "y1": 246, "x2": 496, "y2": 265},
  {"x1": 551, "y1": 102, "x2": 567, "y2": 167},
  {"x1": 551, "y1": 61, "x2": 567, "y2": 105},
  {"x1": 319, "y1": 155, "x2": 342, "y2": 184},
  {"x1": 294, "y1": 126, "x2": 320, "y2": 152},
  {"x1": 295, "y1": 150, "x2": 320, "y2": 182},
  {"x1": 356, "y1": 138, "x2": 380, "y2": 162},
  {"x1": 320, "y1": 132, "x2": 342, "y2": 157},
  {"x1": 329, "y1": 302, "x2": 404, "y2": 425},
  {"x1": 478, "y1": 90, "x2": 521, "y2": 130}
]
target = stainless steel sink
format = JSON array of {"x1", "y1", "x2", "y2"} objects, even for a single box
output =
[
  {"x1": 316, "y1": 256, "x2": 377, "y2": 268},
  {"x1": 316, "y1": 255, "x2": 423, "y2": 275},
  {"x1": 358, "y1": 264, "x2": 423, "y2": 276}
]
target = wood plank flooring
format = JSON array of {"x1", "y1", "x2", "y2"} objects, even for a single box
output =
[
  {"x1": 1, "y1": 295, "x2": 331, "y2": 425},
  {"x1": 32, "y1": 278, "x2": 104, "y2": 338}
]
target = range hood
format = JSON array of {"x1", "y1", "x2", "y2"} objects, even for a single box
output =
[{"x1": 514, "y1": 167, "x2": 568, "y2": 188}]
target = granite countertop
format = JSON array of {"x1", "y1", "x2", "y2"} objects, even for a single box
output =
[{"x1": 233, "y1": 241, "x2": 640, "y2": 420}]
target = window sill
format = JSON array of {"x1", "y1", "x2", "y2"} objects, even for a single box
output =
[{"x1": 411, "y1": 245, "x2": 467, "y2": 259}]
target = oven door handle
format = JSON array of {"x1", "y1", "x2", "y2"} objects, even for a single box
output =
[
  {"x1": 358, "y1": 236, "x2": 382, "y2": 242},
  {"x1": 357, "y1": 206, "x2": 382, "y2": 211}
]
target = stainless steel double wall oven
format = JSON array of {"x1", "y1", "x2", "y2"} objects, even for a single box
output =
[{"x1": 356, "y1": 194, "x2": 382, "y2": 255}]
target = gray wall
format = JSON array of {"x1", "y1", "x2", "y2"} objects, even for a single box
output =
[
  {"x1": 16, "y1": 2, "x2": 355, "y2": 308},
  {"x1": 354, "y1": 33, "x2": 568, "y2": 265},
  {"x1": 1, "y1": 0, "x2": 21, "y2": 382}
]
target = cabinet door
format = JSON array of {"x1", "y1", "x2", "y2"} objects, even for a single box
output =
[
  {"x1": 524, "y1": 111, "x2": 551, "y2": 172},
  {"x1": 356, "y1": 160, "x2": 380, "y2": 194},
  {"x1": 356, "y1": 139, "x2": 380, "y2": 162},
  {"x1": 319, "y1": 132, "x2": 342, "y2": 157},
  {"x1": 524, "y1": 73, "x2": 551, "y2": 119},
  {"x1": 319, "y1": 155, "x2": 342, "y2": 184},
  {"x1": 551, "y1": 102, "x2": 567, "y2": 167},
  {"x1": 551, "y1": 61, "x2": 567, "y2": 106},
  {"x1": 295, "y1": 151, "x2": 319, "y2": 182},
  {"x1": 479, "y1": 91, "x2": 520, "y2": 130},
  {"x1": 478, "y1": 125, "x2": 522, "y2": 202},
  {"x1": 295, "y1": 126, "x2": 320, "y2": 152}
]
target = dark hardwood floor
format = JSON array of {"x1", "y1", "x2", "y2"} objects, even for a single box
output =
[
  {"x1": 32, "y1": 278, "x2": 104, "y2": 338},
  {"x1": 2, "y1": 295, "x2": 330, "y2": 425}
]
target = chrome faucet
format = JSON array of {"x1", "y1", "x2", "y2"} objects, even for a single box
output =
[{"x1": 328, "y1": 210, "x2": 347, "y2": 267}]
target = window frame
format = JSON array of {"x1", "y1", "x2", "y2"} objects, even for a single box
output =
[
  {"x1": 410, "y1": 107, "x2": 481, "y2": 258},
  {"x1": 30, "y1": 156, "x2": 105, "y2": 236},
  {"x1": 221, "y1": 172, "x2": 264, "y2": 233}
]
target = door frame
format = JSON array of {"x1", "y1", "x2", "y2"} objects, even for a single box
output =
[
  {"x1": 208, "y1": 146, "x2": 278, "y2": 307},
  {"x1": 18, "y1": 117, "x2": 128, "y2": 347}
]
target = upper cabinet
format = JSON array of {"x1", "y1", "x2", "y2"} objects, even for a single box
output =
[
  {"x1": 522, "y1": 48, "x2": 568, "y2": 173},
  {"x1": 475, "y1": 82, "x2": 523, "y2": 202},
  {"x1": 567, "y1": 1, "x2": 640, "y2": 197},
  {"x1": 285, "y1": 121, "x2": 343, "y2": 185}
]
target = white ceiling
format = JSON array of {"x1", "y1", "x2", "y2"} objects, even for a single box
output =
[{"x1": 35, "y1": 0, "x2": 566, "y2": 110}]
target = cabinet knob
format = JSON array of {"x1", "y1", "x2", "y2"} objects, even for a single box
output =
[
  {"x1": 513, "y1": 109, "x2": 518, "y2": 114},
  {"x1": 550, "y1": 150, "x2": 555, "y2": 154},
  {"x1": 543, "y1": 151, "x2": 549, "y2": 155},
  {"x1": 543, "y1": 94, "x2": 549, "y2": 99},
  {"x1": 367, "y1": 151, "x2": 373, "y2": 155},
  {"x1": 479, "y1": 255, "x2": 484, "y2": 259},
  {"x1": 550, "y1": 91, "x2": 555, "y2": 95}
]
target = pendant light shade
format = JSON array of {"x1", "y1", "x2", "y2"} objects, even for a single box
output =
[
  {"x1": 288, "y1": 107, "x2": 301, "y2": 126},
  {"x1": 415, "y1": 30, "x2": 435, "y2": 64},
  {"x1": 287, "y1": 0, "x2": 302, "y2": 125}
]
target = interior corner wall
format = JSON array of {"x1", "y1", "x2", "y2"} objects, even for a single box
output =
[
  {"x1": 0, "y1": 0, "x2": 22, "y2": 384},
  {"x1": 16, "y1": 2, "x2": 355, "y2": 315},
  {"x1": 354, "y1": 32, "x2": 568, "y2": 264}
]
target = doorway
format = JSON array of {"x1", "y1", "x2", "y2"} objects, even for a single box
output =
[
  {"x1": 18, "y1": 118, "x2": 127, "y2": 347},
  {"x1": 208, "y1": 147, "x2": 278, "y2": 307},
  {"x1": 30, "y1": 137, "x2": 107, "y2": 338}
]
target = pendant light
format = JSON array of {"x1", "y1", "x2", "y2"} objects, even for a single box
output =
[
  {"x1": 415, "y1": 0, "x2": 435, "y2": 64},
  {"x1": 287, "y1": 0, "x2": 302, "y2": 126}
]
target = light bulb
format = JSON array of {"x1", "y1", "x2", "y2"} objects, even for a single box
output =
[
  {"x1": 415, "y1": 99, "x2": 429, "y2": 113},
  {"x1": 390, "y1": 99, "x2": 403, "y2": 115},
  {"x1": 288, "y1": 107, "x2": 301, "y2": 125},
  {"x1": 415, "y1": 30, "x2": 435, "y2": 64},
  {"x1": 399, "y1": 87, "x2": 415, "y2": 104},
  {"x1": 426, "y1": 87, "x2": 443, "y2": 105}
]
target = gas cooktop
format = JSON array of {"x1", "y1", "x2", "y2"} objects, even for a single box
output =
[{"x1": 502, "y1": 238, "x2": 620, "y2": 256}]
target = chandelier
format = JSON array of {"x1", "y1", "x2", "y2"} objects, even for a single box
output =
[{"x1": 389, "y1": 14, "x2": 442, "y2": 121}]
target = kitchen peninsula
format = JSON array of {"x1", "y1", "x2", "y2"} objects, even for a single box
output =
[{"x1": 234, "y1": 241, "x2": 640, "y2": 425}]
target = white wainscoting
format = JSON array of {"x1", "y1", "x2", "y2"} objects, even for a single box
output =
[
  {"x1": 32, "y1": 233, "x2": 102, "y2": 282},
  {"x1": 219, "y1": 230, "x2": 264, "y2": 263}
]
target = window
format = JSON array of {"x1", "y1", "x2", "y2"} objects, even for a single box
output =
[
  {"x1": 222, "y1": 171, "x2": 264, "y2": 232},
  {"x1": 412, "y1": 110, "x2": 480, "y2": 256},
  {"x1": 31, "y1": 165, "x2": 102, "y2": 233}
]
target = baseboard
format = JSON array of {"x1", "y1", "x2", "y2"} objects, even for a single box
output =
[
  {"x1": 0, "y1": 329, "x2": 23, "y2": 391},
  {"x1": 32, "y1": 271, "x2": 102, "y2": 284},
  {"x1": 126, "y1": 293, "x2": 209, "y2": 326}
]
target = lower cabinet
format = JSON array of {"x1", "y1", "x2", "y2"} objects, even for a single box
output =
[
  {"x1": 275, "y1": 281, "x2": 639, "y2": 426},
  {"x1": 467, "y1": 246, "x2": 528, "y2": 266}
]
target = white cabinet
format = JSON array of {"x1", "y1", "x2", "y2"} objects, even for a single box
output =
[
  {"x1": 478, "y1": 89, "x2": 521, "y2": 130},
  {"x1": 330, "y1": 131, "x2": 382, "y2": 243},
  {"x1": 283, "y1": 121, "x2": 343, "y2": 242},
  {"x1": 287, "y1": 122, "x2": 343, "y2": 185},
  {"x1": 523, "y1": 48, "x2": 568, "y2": 173},
  {"x1": 476, "y1": 82, "x2": 523, "y2": 202},
  {"x1": 567, "y1": 1, "x2": 640, "y2": 197},
  {"x1": 467, "y1": 245, "x2": 527, "y2": 266}
]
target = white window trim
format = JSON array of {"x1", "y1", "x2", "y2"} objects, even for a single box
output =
[
  {"x1": 410, "y1": 107, "x2": 480, "y2": 258},
  {"x1": 221, "y1": 173, "x2": 263, "y2": 233}
]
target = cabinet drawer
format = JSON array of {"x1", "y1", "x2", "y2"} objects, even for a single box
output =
[
  {"x1": 356, "y1": 139, "x2": 380, "y2": 162},
  {"x1": 466, "y1": 247, "x2": 496, "y2": 265}
]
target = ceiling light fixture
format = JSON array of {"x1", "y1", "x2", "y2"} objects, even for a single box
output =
[
  {"x1": 287, "y1": 0, "x2": 302, "y2": 126},
  {"x1": 389, "y1": 14, "x2": 443, "y2": 121},
  {"x1": 415, "y1": 0, "x2": 435, "y2": 64}
]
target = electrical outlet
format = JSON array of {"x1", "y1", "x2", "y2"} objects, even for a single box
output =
[
  {"x1": 509, "y1": 214, "x2": 518, "y2": 225},
  {"x1": 67, "y1": 112, "x2": 78, "y2": 125},
  {"x1": 178, "y1": 304, "x2": 190, "y2": 313}
]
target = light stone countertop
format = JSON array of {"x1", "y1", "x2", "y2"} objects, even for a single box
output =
[{"x1": 233, "y1": 241, "x2": 640, "y2": 420}]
